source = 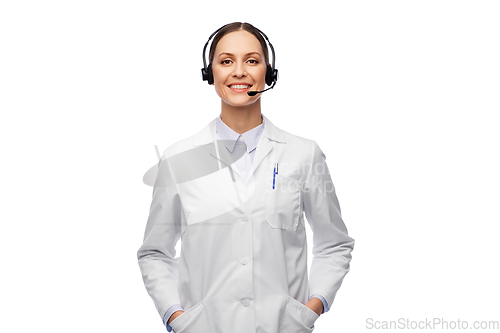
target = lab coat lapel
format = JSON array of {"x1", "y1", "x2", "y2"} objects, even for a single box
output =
[
  {"x1": 247, "y1": 115, "x2": 287, "y2": 181},
  {"x1": 246, "y1": 132, "x2": 272, "y2": 181},
  {"x1": 192, "y1": 118, "x2": 239, "y2": 179}
]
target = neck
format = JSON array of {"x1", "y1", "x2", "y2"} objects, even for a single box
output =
[{"x1": 220, "y1": 99, "x2": 263, "y2": 134}]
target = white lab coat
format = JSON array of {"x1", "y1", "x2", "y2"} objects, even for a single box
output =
[{"x1": 137, "y1": 115, "x2": 354, "y2": 333}]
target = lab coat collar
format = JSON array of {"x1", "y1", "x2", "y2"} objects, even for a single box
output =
[
  {"x1": 192, "y1": 114, "x2": 287, "y2": 147},
  {"x1": 192, "y1": 114, "x2": 286, "y2": 181},
  {"x1": 216, "y1": 115, "x2": 265, "y2": 154}
]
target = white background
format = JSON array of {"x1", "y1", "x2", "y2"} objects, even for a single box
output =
[{"x1": 1, "y1": 1, "x2": 499, "y2": 332}]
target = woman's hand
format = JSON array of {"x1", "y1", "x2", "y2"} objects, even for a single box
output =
[
  {"x1": 305, "y1": 298, "x2": 323, "y2": 316},
  {"x1": 167, "y1": 310, "x2": 185, "y2": 324}
]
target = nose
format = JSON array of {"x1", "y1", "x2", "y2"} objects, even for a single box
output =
[{"x1": 232, "y1": 62, "x2": 247, "y2": 78}]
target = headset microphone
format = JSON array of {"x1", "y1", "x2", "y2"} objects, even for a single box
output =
[{"x1": 247, "y1": 81, "x2": 276, "y2": 96}]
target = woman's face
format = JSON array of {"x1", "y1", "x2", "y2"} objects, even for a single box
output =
[{"x1": 211, "y1": 30, "x2": 267, "y2": 107}]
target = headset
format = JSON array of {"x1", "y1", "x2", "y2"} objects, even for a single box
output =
[{"x1": 201, "y1": 23, "x2": 278, "y2": 96}]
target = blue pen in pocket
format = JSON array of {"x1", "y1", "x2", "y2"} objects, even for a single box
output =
[{"x1": 272, "y1": 162, "x2": 278, "y2": 189}]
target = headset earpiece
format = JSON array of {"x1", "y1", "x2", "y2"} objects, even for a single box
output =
[
  {"x1": 264, "y1": 64, "x2": 272, "y2": 86},
  {"x1": 207, "y1": 63, "x2": 213, "y2": 85},
  {"x1": 265, "y1": 65, "x2": 279, "y2": 86},
  {"x1": 201, "y1": 63, "x2": 214, "y2": 85}
]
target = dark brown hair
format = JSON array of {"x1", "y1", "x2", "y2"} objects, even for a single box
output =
[{"x1": 208, "y1": 22, "x2": 269, "y2": 66}]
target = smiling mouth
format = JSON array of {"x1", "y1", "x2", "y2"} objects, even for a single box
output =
[{"x1": 228, "y1": 84, "x2": 252, "y2": 90}]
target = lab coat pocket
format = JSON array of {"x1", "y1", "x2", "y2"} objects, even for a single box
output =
[
  {"x1": 169, "y1": 300, "x2": 213, "y2": 333},
  {"x1": 279, "y1": 295, "x2": 319, "y2": 332},
  {"x1": 266, "y1": 173, "x2": 302, "y2": 231}
]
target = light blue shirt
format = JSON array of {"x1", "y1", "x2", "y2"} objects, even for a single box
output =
[{"x1": 163, "y1": 114, "x2": 329, "y2": 331}]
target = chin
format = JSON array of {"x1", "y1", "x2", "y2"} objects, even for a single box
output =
[{"x1": 229, "y1": 98, "x2": 260, "y2": 106}]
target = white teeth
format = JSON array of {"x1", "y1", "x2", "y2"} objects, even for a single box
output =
[{"x1": 229, "y1": 85, "x2": 250, "y2": 89}]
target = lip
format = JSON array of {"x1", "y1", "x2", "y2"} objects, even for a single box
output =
[{"x1": 227, "y1": 82, "x2": 253, "y2": 93}]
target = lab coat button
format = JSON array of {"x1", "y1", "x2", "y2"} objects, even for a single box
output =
[
  {"x1": 241, "y1": 215, "x2": 249, "y2": 222},
  {"x1": 239, "y1": 257, "x2": 250, "y2": 265},
  {"x1": 241, "y1": 299, "x2": 250, "y2": 307}
]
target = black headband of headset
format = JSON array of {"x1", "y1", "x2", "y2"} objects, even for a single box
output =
[{"x1": 201, "y1": 24, "x2": 276, "y2": 73}]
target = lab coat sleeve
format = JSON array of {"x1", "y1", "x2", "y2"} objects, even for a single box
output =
[
  {"x1": 137, "y1": 150, "x2": 183, "y2": 322},
  {"x1": 303, "y1": 140, "x2": 355, "y2": 310}
]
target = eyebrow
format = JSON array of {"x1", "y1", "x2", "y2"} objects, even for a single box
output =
[{"x1": 217, "y1": 52, "x2": 262, "y2": 58}]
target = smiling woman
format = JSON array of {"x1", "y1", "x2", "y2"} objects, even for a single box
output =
[
  {"x1": 137, "y1": 22, "x2": 355, "y2": 333},
  {"x1": 211, "y1": 30, "x2": 268, "y2": 109}
]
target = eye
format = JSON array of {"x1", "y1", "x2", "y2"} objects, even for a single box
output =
[
  {"x1": 221, "y1": 59, "x2": 232, "y2": 65},
  {"x1": 248, "y1": 59, "x2": 259, "y2": 64}
]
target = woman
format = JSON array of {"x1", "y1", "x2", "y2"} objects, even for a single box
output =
[{"x1": 137, "y1": 22, "x2": 355, "y2": 333}]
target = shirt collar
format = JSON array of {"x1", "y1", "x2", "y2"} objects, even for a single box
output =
[{"x1": 216, "y1": 114, "x2": 265, "y2": 153}]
